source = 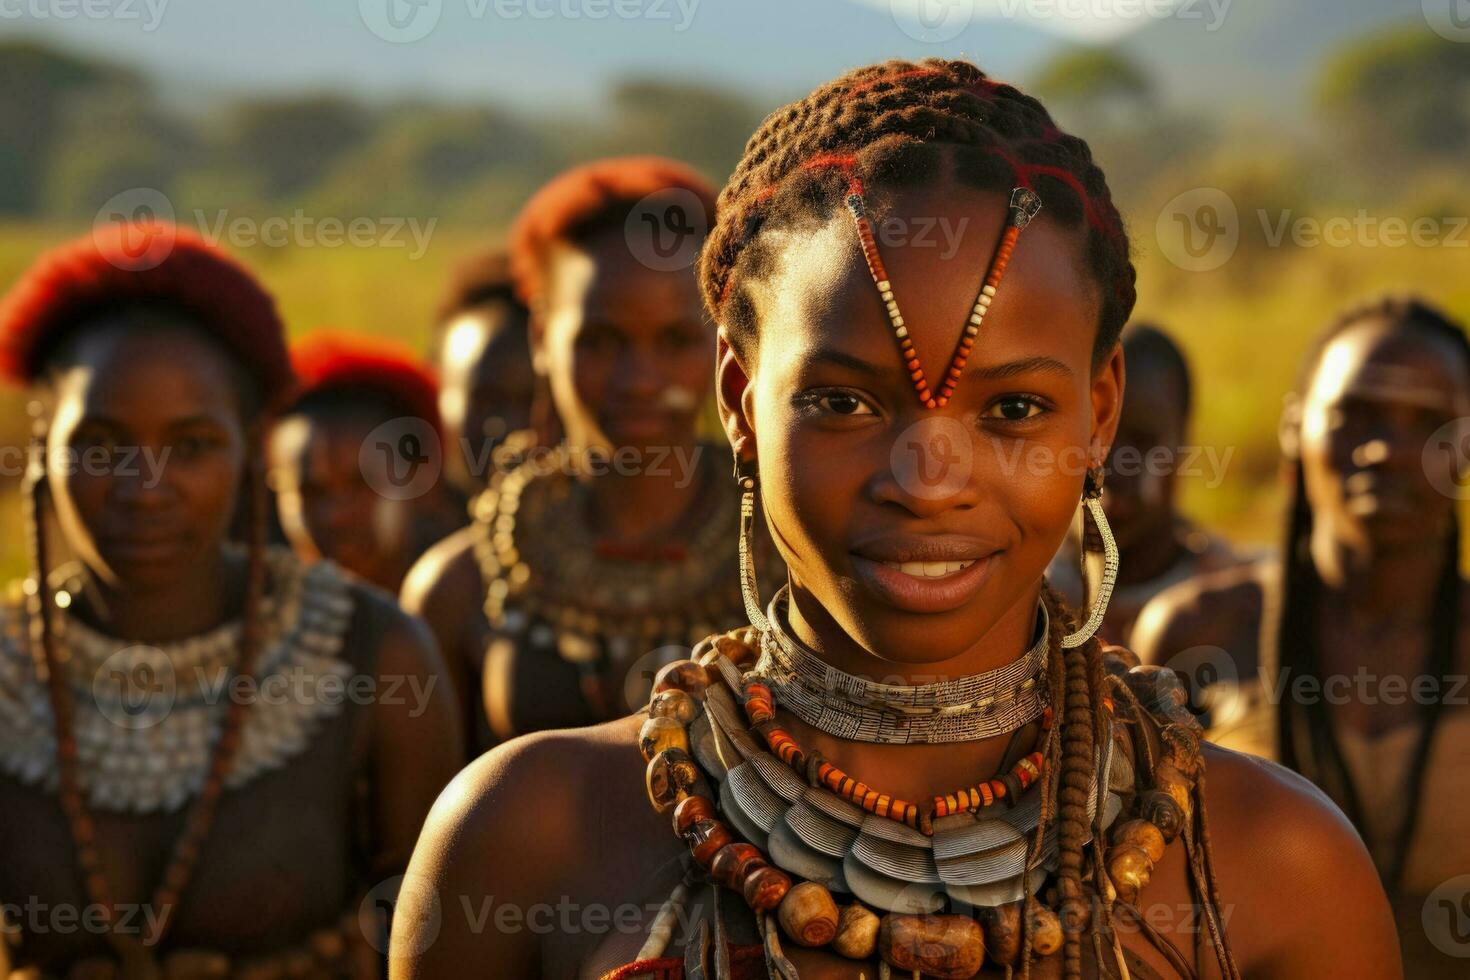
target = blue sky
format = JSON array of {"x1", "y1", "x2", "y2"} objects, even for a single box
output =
[{"x1": 0, "y1": 0, "x2": 1167, "y2": 105}]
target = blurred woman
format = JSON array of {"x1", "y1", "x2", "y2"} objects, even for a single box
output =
[
  {"x1": 270, "y1": 330, "x2": 462, "y2": 593},
  {"x1": 0, "y1": 223, "x2": 462, "y2": 978},
  {"x1": 1049, "y1": 324, "x2": 1239, "y2": 645},
  {"x1": 403, "y1": 157, "x2": 780, "y2": 752},
  {"x1": 428, "y1": 249, "x2": 540, "y2": 501},
  {"x1": 1135, "y1": 296, "x2": 1470, "y2": 973},
  {"x1": 395, "y1": 61, "x2": 1395, "y2": 980}
]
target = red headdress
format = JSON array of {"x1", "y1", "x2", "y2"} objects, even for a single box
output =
[
  {"x1": 0, "y1": 219, "x2": 293, "y2": 406},
  {"x1": 289, "y1": 330, "x2": 441, "y2": 435},
  {"x1": 508, "y1": 155, "x2": 717, "y2": 306}
]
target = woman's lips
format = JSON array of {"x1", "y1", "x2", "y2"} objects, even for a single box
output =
[{"x1": 849, "y1": 550, "x2": 1000, "y2": 614}]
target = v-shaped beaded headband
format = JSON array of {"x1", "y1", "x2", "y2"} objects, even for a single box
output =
[{"x1": 845, "y1": 180, "x2": 1043, "y2": 409}]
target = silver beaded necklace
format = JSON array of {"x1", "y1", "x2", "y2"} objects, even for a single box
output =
[{"x1": 748, "y1": 586, "x2": 1050, "y2": 745}]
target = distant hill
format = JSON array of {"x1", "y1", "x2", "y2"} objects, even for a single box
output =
[{"x1": 1119, "y1": 0, "x2": 1429, "y2": 116}]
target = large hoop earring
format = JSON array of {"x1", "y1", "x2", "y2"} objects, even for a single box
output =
[
  {"x1": 734, "y1": 455, "x2": 770, "y2": 633},
  {"x1": 1061, "y1": 466, "x2": 1118, "y2": 648}
]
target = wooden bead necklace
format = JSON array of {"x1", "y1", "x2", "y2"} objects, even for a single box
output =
[
  {"x1": 634, "y1": 625, "x2": 1209, "y2": 978},
  {"x1": 846, "y1": 181, "x2": 1043, "y2": 410}
]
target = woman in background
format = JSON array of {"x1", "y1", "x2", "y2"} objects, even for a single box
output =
[
  {"x1": 270, "y1": 330, "x2": 461, "y2": 593},
  {"x1": 403, "y1": 156, "x2": 780, "y2": 751},
  {"x1": 1135, "y1": 296, "x2": 1470, "y2": 974},
  {"x1": 0, "y1": 223, "x2": 462, "y2": 978}
]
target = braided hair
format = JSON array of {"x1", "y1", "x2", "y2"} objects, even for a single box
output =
[
  {"x1": 1265, "y1": 295, "x2": 1469, "y2": 899},
  {"x1": 700, "y1": 58, "x2": 1137, "y2": 978},
  {"x1": 698, "y1": 58, "x2": 1135, "y2": 368}
]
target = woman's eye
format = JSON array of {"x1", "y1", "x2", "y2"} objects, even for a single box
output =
[
  {"x1": 986, "y1": 397, "x2": 1045, "y2": 422},
  {"x1": 819, "y1": 392, "x2": 874, "y2": 416}
]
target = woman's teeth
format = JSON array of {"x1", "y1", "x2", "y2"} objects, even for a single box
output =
[{"x1": 880, "y1": 559, "x2": 976, "y2": 578}]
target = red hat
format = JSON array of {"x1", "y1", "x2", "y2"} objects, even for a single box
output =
[
  {"x1": 0, "y1": 219, "x2": 293, "y2": 405},
  {"x1": 289, "y1": 330, "x2": 441, "y2": 434},
  {"x1": 508, "y1": 155, "x2": 717, "y2": 306}
]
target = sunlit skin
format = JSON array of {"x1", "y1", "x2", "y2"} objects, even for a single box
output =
[
  {"x1": 269, "y1": 407, "x2": 419, "y2": 592},
  {"x1": 402, "y1": 224, "x2": 718, "y2": 747},
  {"x1": 394, "y1": 178, "x2": 1399, "y2": 979},
  {"x1": 0, "y1": 311, "x2": 464, "y2": 969},
  {"x1": 436, "y1": 302, "x2": 535, "y2": 491}
]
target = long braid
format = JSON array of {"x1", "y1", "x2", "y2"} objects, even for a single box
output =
[
  {"x1": 1265, "y1": 296, "x2": 1469, "y2": 898},
  {"x1": 698, "y1": 59, "x2": 1135, "y2": 361},
  {"x1": 1041, "y1": 582, "x2": 1102, "y2": 980}
]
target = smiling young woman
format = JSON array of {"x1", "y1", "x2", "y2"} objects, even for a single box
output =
[
  {"x1": 0, "y1": 222, "x2": 463, "y2": 979},
  {"x1": 392, "y1": 61, "x2": 1399, "y2": 980}
]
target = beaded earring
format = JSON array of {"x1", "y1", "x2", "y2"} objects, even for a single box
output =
[
  {"x1": 734, "y1": 455, "x2": 771, "y2": 633},
  {"x1": 845, "y1": 181, "x2": 1044, "y2": 410},
  {"x1": 1061, "y1": 464, "x2": 1117, "y2": 648}
]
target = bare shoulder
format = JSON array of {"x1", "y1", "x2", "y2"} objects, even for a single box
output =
[
  {"x1": 346, "y1": 580, "x2": 449, "y2": 678},
  {"x1": 1198, "y1": 744, "x2": 1401, "y2": 976},
  {"x1": 400, "y1": 525, "x2": 483, "y2": 615},
  {"x1": 1132, "y1": 559, "x2": 1273, "y2": 665},
  {"x1": 391, "y1": 715, "x2": 666, "y2": 977}
]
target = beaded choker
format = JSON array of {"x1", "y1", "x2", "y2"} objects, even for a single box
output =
[{"x1": 749, "y1": 586, "x2": 1048, "y2": 745}]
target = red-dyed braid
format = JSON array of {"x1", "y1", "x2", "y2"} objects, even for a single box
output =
[{"x1": 700, "y1": 59, "x2": 1134, "y2": 363}]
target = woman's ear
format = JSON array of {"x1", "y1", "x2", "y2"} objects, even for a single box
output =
[
  {"x1": 716, "y1": 329, "x2": 756, "y2": 461},
  {"x1": 1089, "y1": 340, "x2": 1126, "y2": 462}
]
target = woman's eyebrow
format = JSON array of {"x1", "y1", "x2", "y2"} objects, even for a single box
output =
[
  {"x1": 970, "y1": 356, "x2": 1075, "y2": 381},
  {"x1": 805, "y1": 347, "x2": 886, "y2": 377}
]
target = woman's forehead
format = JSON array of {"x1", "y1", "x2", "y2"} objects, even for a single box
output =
[
  {"x1": 52, "y1": 318, "x2": 246, "y2": 421},
  {"x1": 1309, "y1": 319, "x2": 1469, "y2": 412},
  {"x1": 749, "y1": 187, "x2": 1100, "y2": 376}
]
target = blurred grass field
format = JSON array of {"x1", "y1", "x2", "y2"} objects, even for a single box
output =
[{"x1": 0, "y1": 218, "x2": 1466, "y2": 582}]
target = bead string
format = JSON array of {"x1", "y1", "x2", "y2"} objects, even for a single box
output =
[
  {"x1": 844, "y1": 180, "x2": 1043, "y2": 409},
  {"x1": 743, "y1": 675, "x2": 1051, "y2": 835}
]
